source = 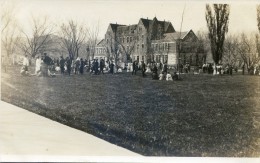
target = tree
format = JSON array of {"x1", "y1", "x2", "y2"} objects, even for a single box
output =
[
  {"x1": 86, "y1": 22, "x2": 100, "y2": 60},
  {"x1": 105, "y1": 32, "x2": 136, "y2": 66},
  {"x1": 223, "y1": 34, "x2": 240, "y2": 67},
  {"x1": 196, "y1": 30, "x2": 210, "y2": 64},
  {"x1": 257, "y1": 5, "x2": 260, "y2": 33},
  {"x1": 1, "y1": 1, "x2": 20, "y2": 64},
  {"x1": 59, "y1": 20, "x2": 87, "y2": 60},
  {"x1": 205, "y1": 4, "x2": 230, "y2": 65},
  {"x1": 237, "y1": 33, "x2": 260, "y2": 74},
  {"x1": 19, "y1": 16, "x2": 54, "y2": 58},
  {"x1": 256, "y1": 5, "x2": 260, "y2": 58}
]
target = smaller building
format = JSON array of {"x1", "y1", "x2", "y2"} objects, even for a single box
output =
[{"x1": 93, "y1": 39, "x2": 108, "y2": 62}]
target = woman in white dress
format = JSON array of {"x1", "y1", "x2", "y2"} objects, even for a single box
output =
[
  {"x1": 145, "y1": 63, "x2": 151, "y2": 73},
  {"x1": 166, "y1": 72, "x2": 173, "y2": 81},
  {"x1": 35, "y1": 56, "x2": 42, "y2": 75}
]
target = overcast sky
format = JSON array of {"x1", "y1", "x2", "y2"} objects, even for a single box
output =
[{"x1": 9, "y1": 0, "x2": 260, "y2": 38}]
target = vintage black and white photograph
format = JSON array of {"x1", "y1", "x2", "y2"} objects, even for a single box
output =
[{"x1": 1, "y1": 0, "x2": 260, "y2": 162}]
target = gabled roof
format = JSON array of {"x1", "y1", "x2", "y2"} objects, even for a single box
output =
[
  {"x1": 139, "y1": 17, "x2": 174, "y2": 33},
  {"x1": 97, "y1": 39, "x2": 105, "y2": 46},
  {"x1": 109, "y1": 23, "x2": 126, "y2": 32},
  {"x1": 140, "y1": 18, "x2": 152, "y2": 29}
]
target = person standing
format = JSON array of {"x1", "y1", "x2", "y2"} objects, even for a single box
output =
[
  {"x1": 99, "y1": 58, "x2": 104, "y2": 74},
  {"x1": 35, "y1": 56, "x2": 42, "y2": 75},
  {"x1": 60, "y1": 56, "x2": 65, "y2": 75},
  {"x1": 94, "y1": 59, "x2": 99, "y2": 75},
  {"x1": 74, "y1": 57, "x2": 80, "y2": 74},
  {"x1": 132, "y1": 61, "x2": 137, "y2": 75},
  {"x1": 79, "y1": 58, "x2": 84, "y2": 74},
  {"x1": 66, "y1": 57, "x2": 71, "y2": 75},
  {"x1": 42, "y1": 53, "x2": 52, "y2": 76},
  {"x1": 110, "y1": 61, "x2": 114, "y2": 74},
  {"x1": 152, "y1": 64, "x2": 158, "y2": 80},
  {"x1": 163, "y1": 62, "x2": 168, "y2": 74},
  {"x1": 141, "y1": 61, "x2": 146, "y2": 77}
]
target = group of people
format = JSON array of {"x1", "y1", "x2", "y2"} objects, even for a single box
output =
[
  {"x1": 21, "y1": 53, "x2": 55, "y2": 77},
  {"x1": 131, "y1": 60, "x2": 178, "y2": 81},
  {"x1": 58, "y1": 56, "x2": 85, "y2": 75},
  {"x1": 21, "y1": 53, "x2": 176, "y2": 79}
]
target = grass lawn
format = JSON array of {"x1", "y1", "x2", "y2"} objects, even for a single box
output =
[{"x1": 1, "y1": 66, "x2": 260, "y2": 156}]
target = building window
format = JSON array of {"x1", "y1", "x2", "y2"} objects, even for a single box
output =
[
  {"x1": 142, "y1": 56, "x2": 144, "y2": 61},
  {"x1": 156, "y1": 55, "x2": 159, "y2": 63},
  {"x1": 141, "y1": 35, "x2": 144, "y2": 41},
  {"x1": 130, "y1": 37, "x2": 132, "y2": 42},
  {"x1": 137, "y1": 44, "x2": 139, "y2": 51},
  {"x1": 155, "y1": 44, "x2": 158, "y2": 51},
  {"x1": 163, "y1": 43, "x2": 165, "y2": 51},
  {"x1": 165, "y1": 55, "x2": 168, "y2": 63},
  {"x1": 137, "y1": 56, "x2": 139, "y2": 62},
  {"x1": 142, "y1": 44, "x2": 144, "y2": 51},
  {"x1": 165, "y1": 43, "x2": 168, "y2": 50},
  {"x1": 127, "y1": 37, "x2": 129, "y2": 43}
]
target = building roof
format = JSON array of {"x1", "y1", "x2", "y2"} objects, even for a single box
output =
[
  {"x1": 140, "y1": 18, "x2": 152, "y2": 29},
  {"x1": 163, "y1": 31, "x2": 190, "y2": 41},
  {"x1": 109, "y1": 23, "x2": 126, "y2": 32},
  {"x1": 139, "y1": 17, "x2": 174, "y2": 33},
  {"x1": 117, "y1": 24, "x2": 137, "y2": 34},
  {"x1": 97, "y1": 39, "x2": 105, "y2": 46}
]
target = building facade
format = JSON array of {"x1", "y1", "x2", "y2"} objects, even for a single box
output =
[{"x1": 95, "y1": 17, "x2": 203, "y2": 66}]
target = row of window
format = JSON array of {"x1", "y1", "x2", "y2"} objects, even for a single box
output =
[
  {"x1": 132, "y1": 55, "x2": 168, "y2": 63},
  {"x1": 96, "y1": 48, "x2": 106, "y2": 54},
  {"x1": 118, "y1": 35, "x2": 145, "y2": 43},
  {"x1": 152, "y1": 42, "x2": 170, "y2": 51},
  {"x1": 133, "y1": 55, "x2": 144, "y2": 62}
]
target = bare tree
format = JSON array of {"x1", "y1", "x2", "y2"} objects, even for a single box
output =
[
  {"x1": 1, "y1": 1, "x2": 15, "y2": 34},
  {"x1": 86, "y1": 22, "x2": 100, "y2": 59},
  {"x1": 59, "y1": 20, "x2": 87, "y2": 60},
  {"x1": 237, "y1": 33, "x2": 260, "y2": 74},
  {"x1": 1, "y1": 1, "x2": 20, "y2": 65},
  {"x1": 257, "y1": 5, "x2": 260, "y2": 33},
  {"x1": 256, "y1": 5, "x2": 260, "y2": 59},
  {"x1": 105, "y1": 32, "x2": 136, "y2": 66},
  {"x1": 195, "y1": 30, "x2": 210, "y2": 64},
  {"x1": 205, "y1": 4, "x2": 230, "y2": 65},
  {"x1": 19, "y1": 16, "x2": 54, "y2": 58},
  {"x1": 223, "y1": 34, "x2": 240, "y2": 67}
]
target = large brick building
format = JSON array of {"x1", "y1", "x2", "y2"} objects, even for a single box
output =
[{"x1": 95, "y1": 17, "x2": 204, "y2": 66}]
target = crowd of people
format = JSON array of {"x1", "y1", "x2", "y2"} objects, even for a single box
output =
[{"x1": 20, "y1": 53, "x2": 260, "y2": 79}]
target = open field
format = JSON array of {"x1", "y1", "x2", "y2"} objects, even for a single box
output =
[{"x1": 1, "y1": 66, "x2": 260, "y2": 156}]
